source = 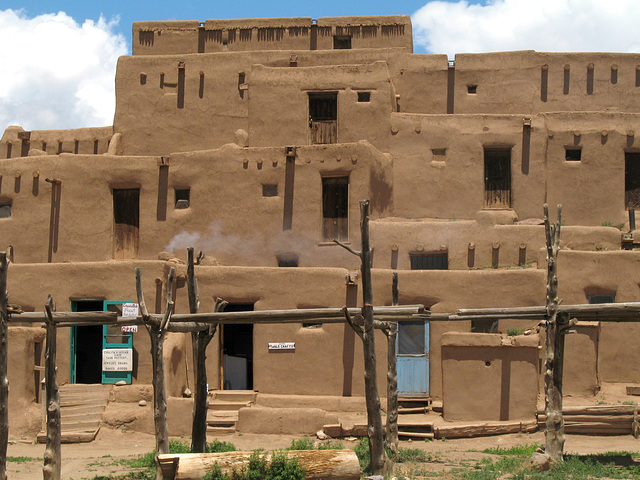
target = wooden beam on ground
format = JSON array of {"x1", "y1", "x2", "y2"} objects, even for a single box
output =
[
  {"x1": 157, "y1": 450, "x2": 361, "y2": 480},
  {"x1": 433, "y1": 420, "x2": 537, "y2": 439}
]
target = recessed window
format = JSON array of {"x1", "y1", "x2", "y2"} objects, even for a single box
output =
[
  {"x1": 410, "y1": 252, "x2": 448, "y2": 270},
  {"x1": 357, "y1": 91, "x2": 371, "y2": 102},
  {"x1": 467, "y1": 85, "x2": 477, "y2": 94},
  {"x1": 174, "y1": 188, "x2": 190, "y2": 209},
  {"x1": 277, "y1": 254, "x2": 299, "y2": 267},
  {"x1": 262, "y1": 184, "x2": 278, "y2": 197},
  {"x1": 565, "y1": 148, "x2": 582, "y2": 161},
  {"x1": 432, "y1": 148, "x2": 446, "y2": 157},
  {"x1": 588, "y1": 293, "x2": 615, "y2": 304},
  {"x1": 0, "y1": 200, "x2": 11, "y2": 218},
  {"x1": 333, "y1": 35, "x2": 351, "y2": 49},
  {"x1": 302, "y1": 322, "x2": 322, "y2": 329}
]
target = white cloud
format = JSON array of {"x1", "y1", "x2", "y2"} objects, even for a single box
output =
[
  {"x1": 412, "y1": 0, "x2": 640, "y2": 58},
  {"x1": 0, "y1": 9, "x2": 127, "y2": 132}
]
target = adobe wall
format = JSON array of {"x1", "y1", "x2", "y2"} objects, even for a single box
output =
[
  {"x1": 0, "y1": 142, "x2": 391, "y2": 267},
  {"x1": 132, "y1": 16, "x2": 412, "y2": 56},
  {"x1": 0, "y1": 126, "x2": 113, "y2": 159},
  {"x1": 441, "y1": 332, "x2": 539, "y2": 421}
]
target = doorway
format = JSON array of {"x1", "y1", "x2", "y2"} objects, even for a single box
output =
[
  {"x1": 71, "y1": 300, "x2": 104, "y2": 384},
  {"x1": 484, "y1": 148, "x2": 511, "y2": 208},
  {"x1": 625, "y1": 152, "x2": 640, "y2": 209},
  {"x1": 309, "y1": 92, "x2": 337, "y2": 144},
  {"x1": 397, "y1": 320, "x2": 430, "y2": 396},
  {"x1": 221, "y1": 303, "x2": 254, "y2": 390},
  {"x1": 113, "y1": 188, "x2": 139, "y2": 259}
]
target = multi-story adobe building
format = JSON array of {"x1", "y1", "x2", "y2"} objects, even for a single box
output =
[{"x1": 2, "y1": 14, "x2": 640, "y2": 436}]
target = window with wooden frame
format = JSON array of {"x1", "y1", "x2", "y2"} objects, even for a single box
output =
[
  {"x1": 409, "y1": 251, "x2": 448, "y2": 270},
  {"x1": 322, "y1": 176, "x2": 348, "y2": 242},
  {"x1": 309, "y1": 92, "x2": 337, "y2": 145}
]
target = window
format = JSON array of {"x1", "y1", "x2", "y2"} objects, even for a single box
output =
[
  {"x1": 357, "y1": 91, "x2": 371, "y2": 102},
  {"x1": 262, "y1": 184, "x2": 278, "y2": 197},
  {"x1": 410, "y1": 252, "x2": 448, "y2": 270},
  {"x1": 277, "y1": 254, "x2": 299, "y2": 267},
  {"x1": 309, "y1": 92, "x2": 337, "y2": 145},
  {"x1": 322, "y1": 176, "x2": 348, "y2": 242},
  {"x1": 484, "y1": 148, "x2": 511, "y2": 208},
  {"x1": 588, "y1": 293, "x2": 615, "y2": 304},
  {"x1": 0, "y1": 200, "x2": 11, "y2": 218},
  {"x1": 467, "y1": 85, "x2": 477, "y2": 94},
  {"x1": 174, "y1": 188, "x2": 190, "y2": 209},
  {"x1": 333, "y1": 35, "x2": 351, "y2": 49},
  {"x1": 432, "y1": 148, "x2": 446, "y2": 157},
  {"x1": 565, "y1": 148, "x2": 582, "y2": 161}
]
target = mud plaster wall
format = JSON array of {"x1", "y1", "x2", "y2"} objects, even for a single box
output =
[
  {"x1": 8, "y1": 327, "x2": 45, "y2": 435},
  {"x1": 0, "y1": 143, "x2": 390, "y2": 267},
  {"x1": 552, "y1": 250, "x2": 640, "y2": 384},
  {"x1": 132, "y1": 16, "x2": 412, "y2": 56},
  {"x1": 441, "y1": 332, "x2": 539, "y2": 421},
  {"x1": 0, "y1": 126, "x2": 113, "y2": 159}
]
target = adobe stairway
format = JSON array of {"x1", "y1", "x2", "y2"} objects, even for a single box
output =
[
  {"x1": 37, "y1": 384, "x2": 112, "y2": 443},
  {"x1": 206, "y1": 390, "x2": 256, "y2": 434}
]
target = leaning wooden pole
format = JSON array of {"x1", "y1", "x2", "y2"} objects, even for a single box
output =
[
  {"x1": 137, "y1": 267, "x2": 174, "y2": 480},
  {"x1": 384, "y1": 273, "x2": 399, "y2": 455},
  {"x1": 543, "y1": 204, "x2": 568, "y2": 463},
  {"x1": 0, "y1": 253, "x2": 8, "y2": 480},
  {"x1": 335, "y1": 200, "x2": 388, "y2": 475},
  {"x1": 43, "y1": 295, "x2": 61, "y2": 480}
]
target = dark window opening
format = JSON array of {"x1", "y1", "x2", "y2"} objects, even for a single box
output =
[
  {"x1": 309, "y1": 92, "x2": 337, "y2": 144},
  {"x1": 113, "y1": 188, "x2": 139, "y2": 259},
  {"x1": 410, "y1": 252, "x2": 448, "y2": 270},
  {"x1": 333, "y1": 35, "x2": 351, "y2": 49},
  {"x1": 472, "y1": 319, "x2": 498, "y2": 333},
  {"x1": 262, "y1": 184, "x2": 278, "y2": 197},
  {"x1": 57, "y1": 141, "x2": 63, "y2": 154},
  {"x1": 302, "y1": 322, "x2": 322, "y2": 328},
  {"x1": 625, "y1": 152, "x2": 640, "y2": 209},
  {"x1": 588, "y1": 293, "x2": 615, "y2": 304},
  {"x1": 467, "y1": 85, "x2": 477, "y2": 94},
  {"x1": 277, "y1": 254, "x2": 299, "y2": 267},
  {"x1": 140, "y1": 73, "x2": 147, "y2": 85},
  {"x1": 0, "y1": 200, "x2": 12, "y2": 218},
  {"x1": 432, "y1": 148, "x2": 446, "y2": 156},
  {"x1": 484, "y1": 148, "x2": 511, "y2": 208},
  {"x1": 322, "y1": 176, "x2": 348, "y2": 242},
  {"x1": 565, "y1": 148, "x2": 582, "y2": 161},
  {"x1": 42, "y1": 141, "x2": 47, "y2": 152},
  {"x1": 222, "y1": 303, "x2": 254, "y2": 390},
  {"x1": 357, "y1": 91, "x2": 371, "y2": 102},
  {"x1": 93, "y1": 140, "x2": 99, "y2": 154},
  {"x1": 174, "y1": 188, "x2": 190, "y2": 209},
  {"x1": 74, "y1": 140, "x2": 79, "y2": 154},
  {"x1": 5, "y1": 143, "x2": 11, "y2": 158}
]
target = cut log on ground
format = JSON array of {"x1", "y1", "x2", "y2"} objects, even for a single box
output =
[
  {"x1": 537, "y1": 405, "x2": 636, "y2": 415},
  {"x1": 434, "y1": 420, "x2": 537, "y2": 439},
  {"x1": 157, "y1": 449, "x2": 360, "y2": 480}
]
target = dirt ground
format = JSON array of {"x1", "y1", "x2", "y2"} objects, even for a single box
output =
[{"x1": 7, "y1": 427, "x2": 640, "y2": 480}]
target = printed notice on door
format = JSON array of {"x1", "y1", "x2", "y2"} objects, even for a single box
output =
[
  {"x1": 102, "y1": 348, "x2": 133, "y2": 371},
  {"x1": 122, "y1": 303, "x2": 139, "y2": 318}
]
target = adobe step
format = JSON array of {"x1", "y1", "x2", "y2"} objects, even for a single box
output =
[
  {"x1": 210, "y1": 390, "x2": 256, "y2": 404},
  {"x1": 206, "y1": 426, "x2": 236, "y2": 435},
  {"x1": 208, "y1": 400, "x2": 251, "y2": 411}
]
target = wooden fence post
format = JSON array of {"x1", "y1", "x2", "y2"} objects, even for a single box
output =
[
  {"x1": 384, "y1": 273, "x2": 399, "y2": 455},
  {"x1": 0, "y1": 252, "x2": 8, "y2": 480},
  {"x1": 43, "y1": 295, "x2": 61, "y2": 480},
  {"x1": 335, "y1": 200, "x2": 389, "y2": 476}
]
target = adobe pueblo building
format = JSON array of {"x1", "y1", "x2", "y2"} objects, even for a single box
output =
[{"x1": 2, "y1": 14, "x2": 640, "y2": 438}]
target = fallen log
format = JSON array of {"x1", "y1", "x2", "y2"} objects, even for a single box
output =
[
  {"x1": 434, "y1": 420, "x2": 537, "y2": 439},
  {"x1": 157, "y1": 449, "x2": 361, "y2": 480},
  {"x1": 537, "y1": 414, "x2": 634, "y2": 423},
  {"x1": 537, "y1": 405, "x2": 636, "y2": 416}
]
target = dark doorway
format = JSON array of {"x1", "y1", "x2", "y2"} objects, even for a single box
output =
[
  {"x1": 72, "y1": 300, "x2": 104, "y2": 384},
  {"x1": 484, "y1": 148, "x2": 511, "y2": 208},
  {"x1": 322, "y1": 176, "x2": 349, "y2": 241},
  {"x1": 309, "y1": 92, "x2": 337, "y2": 144},
  {"x1": 625, "y1": 153, "x2": 640, "y2": 209},
  {"x1": 113, "y1": 188, "x2": 139, "y2": 259},
  {"x1": 222, "y1": 303, "x2": 254, "y2": 390}
]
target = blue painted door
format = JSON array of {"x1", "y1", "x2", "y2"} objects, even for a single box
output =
[
  {"x1": 102, "y1": 301, "x2": 133, "y2": 384},
  {"x1": 397, "y1": 320, "x2": 429, "y2": 395}
]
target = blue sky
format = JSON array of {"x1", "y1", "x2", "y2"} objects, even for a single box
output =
[{"x1": 2, "y1": 0, "x2": 640, "y2": 132}]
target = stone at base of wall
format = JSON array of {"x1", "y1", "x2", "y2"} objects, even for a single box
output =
[{"x1": 236, "y1": 406, "x2": 339, "y2": 435}]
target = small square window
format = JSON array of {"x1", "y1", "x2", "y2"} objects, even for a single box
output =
[
  {"x1": 565, "y1": 148, "x2": 582, "y2": 161},
  {"x1": 263, "y1": 184, "x2": 278, "y2": 197},
  {"x1": 175, "y1": 188, "x2": 190, "y2": 209},
  {"x1": 432, "y1": 148, "x2": 446, "y2": 156},
  {"x1": 302, "y1": 322, "x2": 322, "y2": 329},
  {"x1": 0, "y1": 201, "x2": 12, "y2": 218},
  {"x1": 333, "y1": 35, "x2": 351, "y2": 49},
  {"x1": 410, "y1": 252, "x2": 448, "y2": 270},
  {"x1": 467, "y1": 85, "x2": 477, "y2": 94},
  {"x1": 277, "y1": 254, "x2": 299, "y2": 267},
  {"x1": 357, "y1": 91, "x2": 371, "y2": 102}
]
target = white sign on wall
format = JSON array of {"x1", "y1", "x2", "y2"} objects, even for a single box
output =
[
  {"x1": 268, "y1": 342, "x2": 295, "y2": 351},
  {"x1": 122, "y1": 303, "x2": 139, "y2": 318},
  {"x1": 102, "y1": 348, "x2": 133, "y2": 371}
]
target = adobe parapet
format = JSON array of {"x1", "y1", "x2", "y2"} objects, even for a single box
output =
[{"x1": 132, "y1": 15, "x2": 412, "y2": 55}]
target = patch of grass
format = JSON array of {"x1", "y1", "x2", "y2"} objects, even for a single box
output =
[
  {"x1": 6, "y1": 456, "x2": 38, "y2": 463},
  {"x1": 392, "y1": 447, "x2": 428, "y2": 463},
  {"x1": 482, "y1": 443, "x2": 541, "y2": 456},
  {"x1": 506, "y1": 328, "x2": 525, "y2": 336},
  {"x1": 317, "y1": 440, "x2": 344, "y2": 450},
  {"x1": 207, "y1": 439, "x2": 236, "y2": 453},
  {"x1": 203, "y1": 451, "x2": 305, "y2": 480},
  {"x1": 354, "y1": 437, "x2": 371, "y2": 474},
  {"x1": 287, "y1": 436, "x2": 315, "y2": 450}
]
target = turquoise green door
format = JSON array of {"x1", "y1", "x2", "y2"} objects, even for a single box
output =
[{"x1": 102, "y1": 301, "x2": 133, "y2": 384}]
